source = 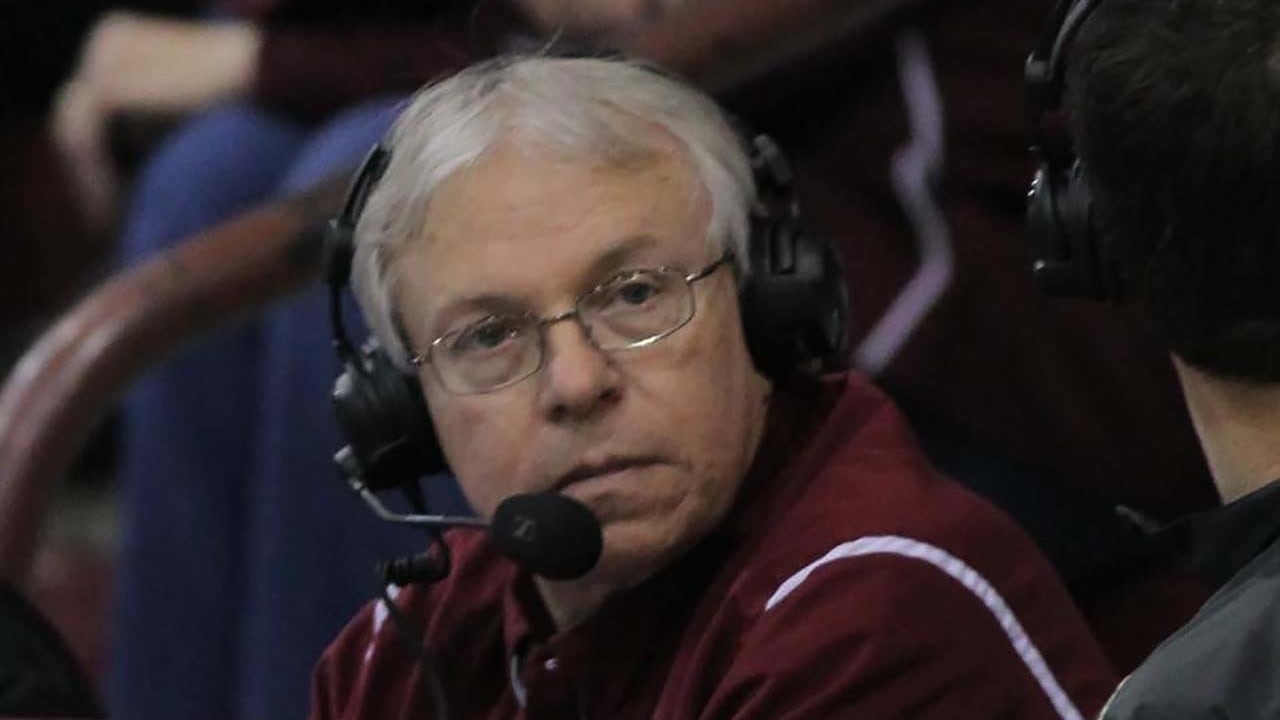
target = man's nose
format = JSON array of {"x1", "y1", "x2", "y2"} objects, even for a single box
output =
[{"x1": 536, "y1": 316, "x2": 621, "y2": 423}]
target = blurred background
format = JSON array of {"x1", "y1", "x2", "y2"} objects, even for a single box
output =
[{"x1": 0, "y1": 0, "x2": 144, "y2": 688}]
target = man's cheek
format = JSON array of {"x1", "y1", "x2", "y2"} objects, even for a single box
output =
[
  {"x1": 437, "y1": 410, "x2": 507, "y2": 505},
  {"x1": 434, "y1": 400, "x2": 492, "y2": 451}
]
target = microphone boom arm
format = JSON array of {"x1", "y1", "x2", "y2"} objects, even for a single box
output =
[{"x1": 348, "y1": 478, "x2": 487, "y2": 529}]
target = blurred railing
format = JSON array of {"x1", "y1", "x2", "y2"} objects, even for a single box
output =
[{"x1": 0, "y1": 177, "x2": 347, "y2": 586}]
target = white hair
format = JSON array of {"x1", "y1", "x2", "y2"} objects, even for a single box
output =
[{"x1": 350, "y1": 54, "x2": 756, "y2": 370}]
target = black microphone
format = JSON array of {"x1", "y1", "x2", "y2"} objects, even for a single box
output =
[
  {"x1": 490, "y1": 492, "x2": 604, "y2": 581},
  {"x1": 351, "y1": 482, "x2": 603, "y2": 580}
]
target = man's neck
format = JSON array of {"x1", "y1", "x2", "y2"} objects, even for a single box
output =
[
  {"x1": 1173, "y1": 356, "x2": 1280, "y2": 503},
  {"x1": 533, "y1": 577, "x2": 615, "y2": 631}
]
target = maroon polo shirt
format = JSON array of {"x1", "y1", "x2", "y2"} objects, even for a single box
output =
[{"x1": 309, "y1": 372, "x2": 1116, "y2": 719}]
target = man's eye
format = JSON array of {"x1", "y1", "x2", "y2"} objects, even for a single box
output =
[
  {"x1": 452, "y1": 317, "x2": 522, "y2": 352},
  {"x1": 599, "y1": 273, "x2": 667, "y2": 309},
  {"x1": 618, "y1": 279, "x2": 659, "y2": 305}
]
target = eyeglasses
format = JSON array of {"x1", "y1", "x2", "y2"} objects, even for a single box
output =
[{"x1": 408, "y1": 250, "x2": 735, "y2": 394}]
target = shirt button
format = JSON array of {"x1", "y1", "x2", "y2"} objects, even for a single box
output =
[{"x1": 543, "y1": 657, "x2": 560, "y2": 672}]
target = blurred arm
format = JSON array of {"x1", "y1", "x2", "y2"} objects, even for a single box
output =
[{"x1": 607, "y1": 0, "x2": 938, "y2": 90}]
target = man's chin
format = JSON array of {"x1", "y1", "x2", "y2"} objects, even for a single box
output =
[
  {"x1": 529, "y1": 518, "x2": 716, "y2": 629},
  {"x1": 594, "y1": 520, "x2": 704, "y2": 587},
  {"x1": 537, "y1": 528, "x2": 668, "y2": 592}
]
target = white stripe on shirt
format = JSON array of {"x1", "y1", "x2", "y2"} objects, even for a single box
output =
[{"x1": 765, "y1": 534, "x2": 1085, "y2": 720}]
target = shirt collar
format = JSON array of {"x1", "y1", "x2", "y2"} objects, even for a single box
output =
[{"x1": 1162, "y1": 478, "x2": 1280, "y2": 587}]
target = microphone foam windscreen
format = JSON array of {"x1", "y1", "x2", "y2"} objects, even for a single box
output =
[{"x1": 490, "y1": 493, "x2": 603, "y2": 580}]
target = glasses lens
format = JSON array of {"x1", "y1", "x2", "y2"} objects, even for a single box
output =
[
  {"x1": 579, "y1": 268, "x2": 694, "y2": 349},
  {"x1": 432, "y1": 315, "x2": 541, "y2": 393},
  {"x1": 424, "y1": 260, "x2": 721, "y2": 394}
]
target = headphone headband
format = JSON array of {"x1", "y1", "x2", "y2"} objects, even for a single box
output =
[
  {"x1": 1026, "y1": 0, "x2": 1107, "y2": 157},
  {"x1": 1026, "y1": 0, "x2": 1106, "y2": 106}
]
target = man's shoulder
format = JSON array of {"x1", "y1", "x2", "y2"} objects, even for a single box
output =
[
  {"x1": 1101, "y1": 595, "x2": 1280, "y2": 718},
  {"x1": 764, "y1": 372, "x2": 1042, "y2": 576},
  {"x1": 708, "y1": 372, "x2": 1117, "y2": 712},
  {"x1": 1102, "y1": 541, "x2": 1280, "y2": 719},
  {"x1": 654, "y1": 374, "x2": 1115, "y2": 718},
  {"x1": 679, "y1": 514, "x2": 1114, "y2": 718},
  {"x1": 723, "y1": 375, "x2": 1064, "y2": 626}
]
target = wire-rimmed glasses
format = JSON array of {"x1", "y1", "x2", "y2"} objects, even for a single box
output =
[{"x1": 408, "y1": 250, "x2": 734, "y2": 394}]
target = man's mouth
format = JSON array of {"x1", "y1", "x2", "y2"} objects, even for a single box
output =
[{"x1": 556, "y1": 456, "x2": 662, "y2": 490}]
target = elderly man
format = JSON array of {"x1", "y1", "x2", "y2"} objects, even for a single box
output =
[
  {"x1": 1026, "y1": 0, "x2": 1280, "y2": 716},
  {"x1": 309, "y1": 54, "x2": 1114, "y2": 719}
]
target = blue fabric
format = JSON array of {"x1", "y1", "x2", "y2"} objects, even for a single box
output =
[{"x1": 110, "y1": 98, "x2": 468, "y2": 720}]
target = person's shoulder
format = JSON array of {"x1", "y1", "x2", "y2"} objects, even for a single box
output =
[
  {"x1": 706, "y1": 372, "x2": 1116, "y2": 715},
  {"x1": 1102, "y1": 549, "x2": 1280, "y2": 719},
  {"x1": 699, "y1": 532, "x2": 1112, "y2": 719},
  {"x1": 770, "y1": 371, "x2": 1043, "y2": 569},
  {"x1": 781, "y1": 371, "x2": 955, "y2": 505},
  {"x1": 772, "y1": 369, "x2": 1099, "y2": 632}
]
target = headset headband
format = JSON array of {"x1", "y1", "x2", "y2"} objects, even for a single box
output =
[{"x1": 1026, "y1": 0, "x2": 1107, "y2": 158}]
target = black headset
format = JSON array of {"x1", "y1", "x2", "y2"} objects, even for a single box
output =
[
  {"x1": 325, "y1": 99, "x2": 849, "y2": 495},
  {"x1": 1025, "y1": 0, "x2": 1114, "y2": 300}
]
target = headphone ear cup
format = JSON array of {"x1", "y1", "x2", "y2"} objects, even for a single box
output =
[
  {"x1": 1027, "y1": 160, "x2": 1106, "y2": 299},
  {"x1": 806, "y1": 231, "x2": 852, "y2": 368},
  {"x1": 331, "y1": 340, "x2": 445, "y2": 492},
  {"x1": 323, "y1": 218, "x2": 355, "y2": 289},
  {"x1": 738, "y1": 216, "x2": 775, "y2": 375},
  {"x1": 1026, "y1": 164, "x2": 1062, "y2": 278},
  {"x1": 1060, "y1": 161, "x2": 1108, "y2": 298},
  {"x1": 740, "y1": 211, "x2": 850, "y2": 376}
]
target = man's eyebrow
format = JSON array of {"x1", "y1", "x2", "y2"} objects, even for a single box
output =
[
  {"x1": 442, "y1": 292, "x2": 527, "y2": 314},
  {"x1": 430, "y1": 293, "x2": 529, "y2": 332},
  {"x1": 429, "y1": 235, "x2": 661, "y2": 329},
  {"x1": 583, "y1": 235, "x2": 661, "y2": 280}
]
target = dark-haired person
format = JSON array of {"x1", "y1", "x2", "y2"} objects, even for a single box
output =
[
  {"x1": 308, "y1": 54, "x2": 1116, "y2": 720},
  {"x1": 1034, "y1": 0, "x2": 1280, "y2": 716}
]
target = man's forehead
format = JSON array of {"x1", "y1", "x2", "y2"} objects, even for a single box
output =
[
  {"x1": 426, "y1": 233, "x2": 666, "y2": 308},
  {"x1": 429, "y1": 176, "x2": 695, "y2": 251},
  {"x1": 394, "y1": 144, "x2": 710, "y2": 321}
]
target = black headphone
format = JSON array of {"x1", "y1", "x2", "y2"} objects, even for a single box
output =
[
  {"x1": 325, "y1": 114, "x2": 849, "y2": 494},
  {"x1": 1025, "y1": 0, "x2": 1114, "y2": 300}
]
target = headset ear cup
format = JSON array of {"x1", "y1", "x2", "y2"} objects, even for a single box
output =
[
  {"x1": 1027, "y1": 165, "x2": 1062, "y2": 281},
  {"x1": 805, "y1": 231, "x2": 851, "y2": 369},
  {"x1": 737, "y1": 131, "x2": 850, "y2": 376},
  {"x1": 739, "y1": 211, "x2": 850, "y2": 376},
  {"x1": 323, "y1": 218, "x2": 355, "y2": 289},
  {"x1": 1026, "y1": 160, "x2": 1106, "y2": 299},
  {"x1": 1062, "y1": 161, "x2": 1107, "y2": 299},
  {"x1": 738, "y1": 212, "x2": 776, "y2": 375},
  {"x1": 327, "y1": 142, "x2": 449, "y2": 494},
  {"x1": 331, "y1": 341, "x2": 445, "y2": 492}
]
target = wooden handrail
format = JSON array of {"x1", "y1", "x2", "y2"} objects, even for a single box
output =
[{"x1": 0, "y1": 177, "x2": 347, "y2": 586}]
